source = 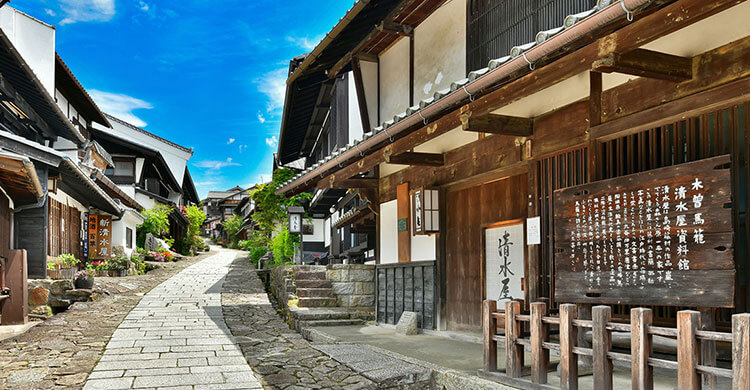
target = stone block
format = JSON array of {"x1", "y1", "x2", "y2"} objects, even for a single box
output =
[
  {"x1": 48, "y1": 297, "x2": 72, "y2": 308},
  {"x1": 28, "y1": 285, "x2": 49, "y2": 306},
  {"x1": 49, "y1": 279, "x2": 73, "y2": 295},
  {"x1": 349, "y1": 295, "x2": 374, "y2": 308},
  {"x1": 353, "y1": 282, "x2": 374, "y2": 295},
  {"x1": 29, "y1": 305, "x2": 52, "y2": 317},
  {"x1": 325, "y1": 269, "x2": 346, "y2": 282},
  {"x1": 396, "y1": 311, "x2": 419, "y2": 335},
  {"x1": 331, "y1": 282, "x2": 354, "y2": 295},
  {"x1": 348, "y1": 269, "x2": 375, "y2": 282}
]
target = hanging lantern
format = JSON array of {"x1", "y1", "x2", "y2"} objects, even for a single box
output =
[{"x1": 412, "y1": 187, "x2": 439, "y2": 235}]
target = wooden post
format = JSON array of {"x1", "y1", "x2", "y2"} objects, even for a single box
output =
[
  {"x1": 577, "y1": 303, "x2": 593, "y2": 366},
  {"x1": 505, "y1": 300, "x2": 523, "y2": 377},
  {"x1": 631, "y1": 308, "x2": 653, "y2": 390},
  {"x1": 677, "y1": 310, "x2": 701, "y2": 390},
  {"x1": 0, "y1": 249, "x2": 28, "y2": 325},
  {"x1": 699, "y1": 308, "x2": 716, "y2": 389},
  {"x1": 559, "y1": 304, "x2": 578, "y2": 390},
  {"x1": 592, "y1": 305, "x2": 612, "y2": 390},
  {"x1": 483, "y1": 300, "x2": 498, "y2": 372},
  {"x1": 530, "y1": 301, "x2": 548, "y2": 384},
  {"x1": 732, "y1": 313, "x2": 750, "y2": 390}
]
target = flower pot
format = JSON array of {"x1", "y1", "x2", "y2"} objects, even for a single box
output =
[
  {"x1": 60, "y1": 267, "x2": 76, "y2": 280},
  {"x1": 75, "y1": 276, "x2": 95, "y2": 289},
  {"x1": 47, "y1": 269, "x2": 61, "y2": 280}
]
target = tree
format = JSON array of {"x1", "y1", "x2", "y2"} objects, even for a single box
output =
[
  {"x1": 183, "y1": 205, "x2": 207, "y2": 251},
  {"x1": 137, "y1": 204, "x2": 172, "y2": 247},
  {"x1": 222, "y1": 214, "x2": 244, "y2": 248}
]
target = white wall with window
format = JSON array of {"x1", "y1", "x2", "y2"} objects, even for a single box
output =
[{"x1": 112, "y1": 207, "x2": 145, "y2": 257}]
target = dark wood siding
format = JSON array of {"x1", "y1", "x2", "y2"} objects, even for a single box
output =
[
  {"x1": 466, "y1": 0, "x2": 597, "y2": 72},
  {"x1": 445, "y1": 174, "x2": 527, "y2": 331},
  {"x1": 15, "y1": 201, "x2": 48, "y2": 279},
  {"x1": 47, "y1": 198, "x2": 82, "y2": 259},
  {"x1": 0, "y1": 194, "x2": 9, "y2": 259}
]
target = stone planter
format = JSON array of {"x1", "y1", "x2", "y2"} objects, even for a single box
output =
[{"x1": 74, "y1": 276, "x2": 95, "y2": 289}]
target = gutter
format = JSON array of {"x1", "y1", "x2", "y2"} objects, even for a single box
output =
[{"x1": 277, "y1": 0, "x2": 653, "y2": 196}]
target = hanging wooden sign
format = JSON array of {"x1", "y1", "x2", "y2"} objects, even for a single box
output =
[
  {"x1": 87, "y1": 214, "x2": 112, "y2": 259},
  {"x1": 483, "y1": 220, "x2": 526, "y2": 304},
  {"x1": 87, "y1": 214, "x2": 97, "y2": 260},
  {"x1": 553, "y1": 155, "x2": 734, "y2": 308}
]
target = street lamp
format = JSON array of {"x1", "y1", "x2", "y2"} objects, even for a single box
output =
[{"x1": 288, "y1": 206, "x2": 304, "y2": 264}]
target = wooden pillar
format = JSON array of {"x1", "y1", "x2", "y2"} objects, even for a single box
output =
[
  {"x1": 526, "y1": 161, "x2": 539, "y2": 304},
  {"x1": 559, "y1": 304, "x2": 578, "y2": 390},
  {"x1": 592, "y1": 305, "x2": 612, "y2": 390},
  {"x1": 733, "y1": 313, "x2": 750, "y2": 390},
  {"x1": 483, "y1": 300, "x2": 497, "y2": 372},
  {"x1": 396, "y1": 183, "x2": 410, "y2": 263},
  {"x1": 577, "y1": 303, "x2": 593, "y2": 366},
  {"x1": 505, "y1": 300, "x2": 523, "y2": 377},
  {"x1": 677, "y1": 310, "x2": 701, "y2": 390},
  {"x1": 530, "y1": 301, "x2": 548, "y2": 384},
  {"x1": 631, "y1": 308, "x2": 653, "y2": 390},
  {"x1": 0, "y1": 249, "x2": 28, "y2": 325},
  {"x1": 699, "y1": 308, "x2": 716, "y2": 389},
  {"x1": 589, "y1": 71, "x2": 602, "y2": 127}
]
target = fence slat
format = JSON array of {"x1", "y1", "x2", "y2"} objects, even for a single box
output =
[
  {"x1": 505, "y1": 300, "x2": 523, "y2": 378},
  {"x1": 677, "y1": 310, "x2": 701, "y2": 390},
  {"x1": 733, "y1": 313, "x2": 750, "y2": 390},
  {"x1": 631, "y1": 308, "x2": 653, "y2": 390},
  {"x1": 593, "y1": 305, "x2": 612, "y2": 390},
  {"x1": 560, "y1": 304, "x2": 578, "y2": 390},
  {"x1": 483, "y1": 300, "x2": 497, "y2": 373},
  {"x1": 531, "y1": 302, "x2": 548, "y2": 384},
  {"x1": 700, "y1": 308, "x2": 717, "y2": 390}
]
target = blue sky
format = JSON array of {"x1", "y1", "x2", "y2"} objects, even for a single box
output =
[{"x1": 13, "y1": 0, "x2": 353, "y2": 198}]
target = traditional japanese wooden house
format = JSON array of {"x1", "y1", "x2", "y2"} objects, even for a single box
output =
[{"x1": 276, "y1": 0, "x2": 750, "y2": 385}]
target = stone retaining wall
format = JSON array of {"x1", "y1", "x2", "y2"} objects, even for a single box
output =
[
  {"x1": 27, "y1": 279, "x2": 100, "y2": 316},
  {"x1": 268, "y1": 265, "x2": 294, "y2": 309},
  {"x1": 326, "y1": 264, "x2": 375, "y2": 309}
]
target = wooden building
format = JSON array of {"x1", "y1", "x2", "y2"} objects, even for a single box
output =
[{"x1": 276, "y1": 0, "x2": 750, "y2": 352}]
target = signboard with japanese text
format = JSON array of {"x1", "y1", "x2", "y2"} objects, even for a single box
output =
[
  {"x1": 83, "y1": 212, "x2": 89, "y2": 259},
  {"x1": 484, "y1": 220, "x2": 526, "y2": 304},
  {"x1": 87, "y1": 214, "x2": 113, "y2": 259},
  {"x1": 289, "y1": 213, "x2": 301, "y2": 234},
  {"x1": 554, "y1": 155, "x2": 734, "y2": 307}
]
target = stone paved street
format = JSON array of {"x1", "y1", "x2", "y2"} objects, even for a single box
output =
[
  {"x1": 84, "y1": 248, "x2": 262, "y2": 389},
  {"x1": 222, "y1": 255, "x2": 376, "y2": 389}
]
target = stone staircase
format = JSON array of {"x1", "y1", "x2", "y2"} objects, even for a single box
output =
[{"x1": 292, "y1": 266, "x2": 337, "y2": 308}]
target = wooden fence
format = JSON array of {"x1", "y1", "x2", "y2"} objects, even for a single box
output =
[{"x1": 480, "y1": 300, "x2": 750, "y2": 389}]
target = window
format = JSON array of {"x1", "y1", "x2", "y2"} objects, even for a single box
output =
[
  {"x1": 126, "y1": 227, "x2": 133, "y2": 249},
  {"x1": 302, "y1": 222, "x2": 314, "y2": 235},
  {"x1": 113, "y1": 160, "x2": 135, "y2": 176}
]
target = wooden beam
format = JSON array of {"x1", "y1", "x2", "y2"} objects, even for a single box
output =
[
  {"x1": 462, "y1": 113, "x2": 533, "y2": 136},
  {"x1": 386, "y1": 152, "x2": 444, "y2": 166},
  {"x1": 357, "y1": 53, "x2": 378, "y2": 62},
  {"x1": 592, "y1": 49, "x2": 693, "y2": 82},
  {"x1": 589, "y1": 71, "x2": 602, "y2": 127},
  {"x1": 351, "y1": 57, "x2": 372, "y2": 133},
  {"x1": 377, "y1": 21, "x2": 413, "y2": 36},
  {"x1": 317, "y1": 177, "x2": 378, "y2": 190}
]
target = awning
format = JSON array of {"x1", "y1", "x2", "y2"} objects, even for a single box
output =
[{"x1": 0, "y1": 149, "x2": 43, "y2": 206}]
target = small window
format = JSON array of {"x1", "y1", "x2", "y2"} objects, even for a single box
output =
[
  {"x1": 126, "y1": 227, "x2": 133, "y2": 249},
  {"x1": 113, "y1": 160, "x2": 135, "y2": 176},
  {"x1": 302, "y1": 222, "x2": 314, "y2": 235}
]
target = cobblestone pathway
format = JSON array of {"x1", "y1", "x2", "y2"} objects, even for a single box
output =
[
  {"x1": 222, "y1": 256, "x2": 376, "y2": 390},
  {"x1": 84, "y1": 249, "x2": 262, "y2": 389},
  {"x1": 0, "y1": 252, "x2": 211, "y2": 389}
]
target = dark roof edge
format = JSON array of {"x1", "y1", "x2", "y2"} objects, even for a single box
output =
[
  {"x1": 105, "y1": 113, "x2": 194, "y2": 155},
  {"x1": 54, "y1": 53, "x2": 111, "y2": 128}
]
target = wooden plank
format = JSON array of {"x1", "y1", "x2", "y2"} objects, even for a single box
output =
[
  {"x1": 530, "y1": 302, "x2": 548, "y2": 384},
  {"x1": 397, "y1": 183, "x2": 410, "y2": 263},
  {"x1": 505, "y1": 300, "x2": 523, "y2": 378},
  {"x1": 462, "y1": 113, "x2": 533, "y2": 136},
  {"x1": 631, "y1": 308, "x2": 653, "y2": 390},
  {"x1": 386, "y1": 152, "x2": 444, "y2": 167},
  {"x1": 592, "y1": 305, "x2": 612, "y2": 390},
  {"x1": 559, "y1": 304, "x2": 578, "y2": 390},
  {"x1": 699, "y1": 308, "x2": 717, "y2": 390},
  {"x1": 733, "y1": 313, "x2": 750, "y2": 390},
  {"x1": 319, "y1": 177, "x2": 378, "y2": 190},
  {"x1": 677, "y1": 310, "x2": 701, "y2": 390},
  {"x1": 592, "y1": 49, "x2": 692, "y2": 82},
  {"x1": 0, "y1": 249, "x2": 27, "y2": 325},
  {"x1": 351, "y1": 57, "x2": 372, "y2": 132},
  {"x1": 483, "y1": 300, "x2": 498, "y2": 372},
  {"x1": 589, "y1": 72, "x2": 602, "y2": 127}
]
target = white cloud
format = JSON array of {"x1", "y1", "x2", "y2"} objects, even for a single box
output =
[
  {"x1": 193, "y1": 158, "x2": 241, "y2": 171},
  {"x1": 265, "y1": 136, "x2": 278, "y2": 148},
  {"x1": 227, "y1": 138, "x2": 235, "y2": 144},
  {"x1": 239, "y1": 145, "x2": 247, "y2": 153},
  {"x1": 256, "y1": 68, "x2": 287, "y2": 115},
  {"x1": 59, "y1": 0, "x2": 115, "y2": 25},
  {"x1": 286, "y1": 34, "x2": 324, "y2": 51},
  {"x1": 138, "y1": 1, "x2": 150, "y2": 11},
  {"x1": 89, "y1": 90, "x2": 152, "y2": 127},
  {"x1": 45, "y1": 9, "x2": 56, "y2": 16},
  {"x1": 257, "y1": 112, "x2": 265, "y2": 124}
]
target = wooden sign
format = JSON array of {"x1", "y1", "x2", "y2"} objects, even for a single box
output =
[
  {"x1": 554, "y1": 155, "x2": 734, "y2": 308},
  {"x1": 87, "y1": 214, "x2": 112, "y2": 259},
  {"x1": 484, "y1": 220, "x2": 526, "y2": 304}
]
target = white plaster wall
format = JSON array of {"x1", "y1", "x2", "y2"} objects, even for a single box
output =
[
  {"x1": 121, "y1": 185, "x2": 136, "y2": 200},
  {"x1": 378, "y1": 37, "x2": 410, "y2": 123},
  {"x1": 414, "y1": 127, "x2": 476, "y2": 154},
  {"x1": 379, "y1": 199, "x2": 398, "y2": 264},
  {"x1": 48, "y1": 188, "x2": 88, "y2": 213},
  {"x1": 414, "y1": 0, "x2": 466, "y2": 103},
  {"x1": 324, "y1": 218, "x2": 331, "y2": 247},
  {"x1": 303, "y1": 218, "x2": 325, "y2": 243},
  {"x1": 135, "y1": 192, "x2": 157, "y2": 210},
  {"x1": 135, "y1": 158, "x2": 145, "y2": 182},
  {"x1": 112, "y1": 210, "x2": 144, "y2": 256},
  {"x1": 360, "y1": 61, "x2": 379, "y2": 129},
  {"x1": 411, "y1": 233, "x2": 436, "y2": 261},
  {"x1": 347, "y1": 72, "x2": 364, "y2": 144},
  {"x1": 0, "y1": 6, "x2": 55, "y2": 95}
]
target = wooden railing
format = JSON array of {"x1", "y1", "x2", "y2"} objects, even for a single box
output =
[{"x1": 480, "y1": 300, "x2": 750, "y2": 390}]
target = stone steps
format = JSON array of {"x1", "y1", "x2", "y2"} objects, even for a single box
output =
[
  {"x1": 294, "y1": 270, "x2": 327, "y2": 281},
  {"x1": 296, "y1": 288, "x2": 335, "y2": 298},
  {"x1": 297, "y1": 297, "x2": 338, "y2": 307},
  {"x1": 293, "y1": 309, "x2": 370, "y2": 321},
  {"x1": 299, "y1": 318, "x2": 366, "y2": 327},
  {"x1": 295, "y1": 279, "x2": 332, "y2": 289}
]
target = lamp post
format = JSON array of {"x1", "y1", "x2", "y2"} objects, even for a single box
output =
[{"x1": 288, "y1": 206, "x2": 304, "y2": 264}]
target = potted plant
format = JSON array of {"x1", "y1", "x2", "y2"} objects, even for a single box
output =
[
  {"x1": 109, "y1": 253, "x2": 130, "y2": 276},
  {"x1": 74, "y1": 266, "x2": 95, "y2": 289},
  {"x1": 47, "y1": 258, "x2": 63, "y2": 279},
  {"x1": 91, "y1": 260, "x2": 109, "y2": 277},
  {"x1": 48, "y1": 254, "x2": 79, "y2": 280}
]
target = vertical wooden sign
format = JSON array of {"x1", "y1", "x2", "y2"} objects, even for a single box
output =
[
  {"x1": 397, "y1": 182, "x2": 411, "y2": 263},
  {"x1": 96, "y1": 215, "x2": 112, "y2": 258},
  {"x1": 87, "y1": 214, "x2": 98, "y2": 260}
]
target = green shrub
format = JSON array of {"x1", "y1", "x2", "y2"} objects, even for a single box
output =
[
  {"x1": 137, "y1": 204, "x2": 172, "y2": 247},
  {"x1": 271, "y1": 230, "x2": 298, "y2": 266},
  {"x1": 222, "y1": 215, "x2": 244, "y2": 248}
]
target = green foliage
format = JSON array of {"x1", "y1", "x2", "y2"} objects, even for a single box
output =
[
  {"x1": 48, "y1": 253, "x2": 80, "y2": 269},
  {"x1": 137, "y1": 204, "x2": 172, "y2": 246},
  {"x1": 185, "y1": 205, "x2": 206, "y2": 238},
  {"x1": 249, "y1": 168, "x2": 312, "y2": 247},
  {"x1": 109, "y1": 253, "x2": 130, "y2": 272},
  {"x1": 270, "y1": 229, "x2": 298, "y2": 266},
  {"x1": 222, "y1": 214, "x2": 244, "y2": 248}
]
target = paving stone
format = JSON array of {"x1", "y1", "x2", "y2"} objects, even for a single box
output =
[
  {"x1": 82, "y1": 376, "x2": 134, "y2": 390},
  {"x1": 132, "y1": 372, "x2": 224, "y2": 388}
]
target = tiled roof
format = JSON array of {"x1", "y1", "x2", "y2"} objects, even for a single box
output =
[
  {"x1": 279, "y1": 0, "x2": 638, "y2": 192},
  {"x1": 105, "y1": 114, "x2": 193, "y2": 154}
]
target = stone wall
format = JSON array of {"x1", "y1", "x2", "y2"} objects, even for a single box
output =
[
  {"x1": 326, "y1": 264, "x2": 375, "y2": 309},
  {"x1": 28, "y1": 279, "x2": 100, "y2": 316},
  {"x1": 268, "y1": 265, "x2": 294, "y2": 310}
]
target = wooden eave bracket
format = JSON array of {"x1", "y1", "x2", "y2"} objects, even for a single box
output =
[
  {"x1": 385, "y1": 151, "x2": 444, "y2": 166},
  {"x1": 462, "y1": 112, "x2": 534, "y2": 136},
  {"x1": 591, "y1": 49, "x2": 693, "y2": 82}
]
